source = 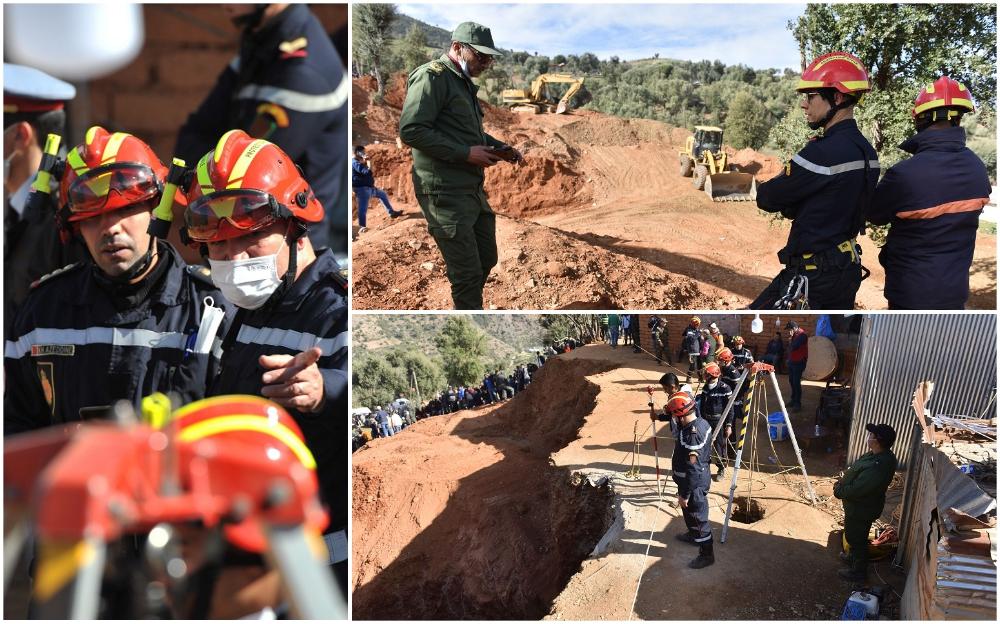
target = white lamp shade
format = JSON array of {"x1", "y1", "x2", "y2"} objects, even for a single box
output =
[{"x1": 4, "y1": 4, "x2": 144, "y2": 82}]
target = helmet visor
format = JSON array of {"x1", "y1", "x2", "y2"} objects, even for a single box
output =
[
  {"x1": 185, "y1": 189, "x2": 280, "y2": 242},
  {"x1": 66, "y1": 163, "x2": 161, "y2": 218}
]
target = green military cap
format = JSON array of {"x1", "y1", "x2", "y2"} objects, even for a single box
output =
[{"x1": 451, "y1": 21, "x2": 504, "y2": 57}]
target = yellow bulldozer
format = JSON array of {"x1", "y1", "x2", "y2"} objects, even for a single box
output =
[
  {"x1": 678, "y1": 126, "x2": 757, "y2": 202},
  {"x1": 501, "y1": 73, "x2": 586, "y2": 114}
]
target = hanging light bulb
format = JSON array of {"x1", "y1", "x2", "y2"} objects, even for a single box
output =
[{"x1": 751, "y1": 314, "x2": 763, "y2": 334}]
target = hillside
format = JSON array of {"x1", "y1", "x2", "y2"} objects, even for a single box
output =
[
  {"x1": 351, "y1": 75, "x2": 997, "y2": 310},
  {"x1": 388, "y1": 12, "x2": 451, "y2": 49},
  {"x1": 354, "y1": 314, "x2": 547, "y2": 361}
]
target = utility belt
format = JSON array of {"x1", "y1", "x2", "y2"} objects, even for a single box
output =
[{"x1": 778, "y1": 239, "x2": 860, "y2": 271}]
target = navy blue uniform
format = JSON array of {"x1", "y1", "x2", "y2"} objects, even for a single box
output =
[
  {"x1": 697, "y1": 380, "x2": 733, "y2": 471},
  {"x1": 868, "y1": 126, "x2": 991, "y2": 309},
  {"x1": 209, "y1": 249, "x2": 348, "y2": 552},
  {"x1": 753, "y1": 119, "x2": 879, "y2": 309},
  {"x1": 4, "y1": 242, "x2": 231, "y2": 435},
  {"x1": 4, "y1": 187, "x2": 86, "y2": 339},
  {"x1": 732, "y1": 346, "x2": 754, "y2": 368},
  {"x1": 670, "y1": 416, "x2": 714, "y2": 546},
  {"x1": 175, "y1": 5, "x2": 348, "y2": 253}
]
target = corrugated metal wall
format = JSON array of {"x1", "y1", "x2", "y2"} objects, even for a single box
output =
[{"x1": 848, "y1": 314, "x2": 997, "y2": 469}]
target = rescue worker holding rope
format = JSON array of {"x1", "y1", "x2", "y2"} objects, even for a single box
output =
[
  {"x1": 650, "y1": 388, "x2": 715, "y2": 569},
  {"x1": 751, "y1": 52, "x2": 879, "y2": 310}
]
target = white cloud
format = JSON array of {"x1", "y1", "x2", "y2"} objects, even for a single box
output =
[{"x1": 395, "y1": 3, "x2": 805, "y2": 69}]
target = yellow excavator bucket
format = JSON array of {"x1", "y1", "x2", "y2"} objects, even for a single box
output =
[{"x1": 705, "y1": 172, "x2": 758, "y2": 202}]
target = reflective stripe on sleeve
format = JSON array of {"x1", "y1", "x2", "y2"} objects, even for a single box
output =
[
  {"x1": 235, "y1": 325, "x2": 348, "y2": 355},
  {"x1": 792, "y1": 154, "x2": 881, "y2": 176},
  {"x1": 5, "y1": 327, "x2": 186, "y2": 359},
  {"x1": 235, "y1": 76, "x2": 349, "y2": 113}
]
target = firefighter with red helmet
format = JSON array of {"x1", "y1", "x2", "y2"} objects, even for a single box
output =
[
  {"x1": 4, "y1": 126, "x2": 231, "y2": 435},
  {"x1": 697, "y1": 362, "x2": 734, "y2": 482},
  {"x1": 181, "y1": 130, "x2": 348, "y2": 587},
  {"x1": 682, "y1": 316, "x2": 703, "y2": 382},
  {"x1": 650, "y1": 386, "x2": 715, "y2": 569},
  {"x1": 752, "y1": 52, "x2": 880, "y2": 310},
  {"x1": 867, "y1": 77, "x2": 991, "y2": 309}
]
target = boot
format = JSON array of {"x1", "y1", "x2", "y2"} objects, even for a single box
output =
[
  {"x1": 675, "y1": 532, "x2": 699, "y2": 546},
  {"x1": 689, "y1": 541, "x2": 715, "y2": 569},
  {"x1": 713, "y1": 467, "x2": 726, "y2": 482},
  {"x1": 838, "y1": 561, "x2": 867, "y2": 582}
]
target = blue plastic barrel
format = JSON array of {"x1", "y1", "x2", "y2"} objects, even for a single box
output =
[{"x1": 767, "y1": 412, "x2": 787, "y2": 441}]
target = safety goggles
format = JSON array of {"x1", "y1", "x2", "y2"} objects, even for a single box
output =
[
  {"x1": 801, "y1": 91, "x2": 823, "y2": 102},
  {"x1": 184, "y1": 189, "x2": 291, "y2": 242},
  {"x1": 66, "y1": 162, "x2": 161, "y2": 217}
]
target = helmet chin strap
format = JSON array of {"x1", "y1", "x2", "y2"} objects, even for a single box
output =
[{"x1": 808, "y1": 91, "x2": 854, "y2": 131}]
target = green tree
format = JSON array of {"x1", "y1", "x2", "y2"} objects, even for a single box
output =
[
  {"x1": 399, "y1": 23, "x2": 431, "y2": 72},
  {"x1": 766, "y1": 103, "x2": 813, "y2": 161},
  {"x1": 352, "y1": 355, "x2": 408, "y2": 409},
  {"x1": 726, "y1": 90, "x2": 772, "y2": 150},
  {"x1": 789, "y1": 3, "x2": 996, "y2": 152},
  {"x1": 434, "y1": 317, "x2": 488, "y2": 386},
  {"x1": 383, "y1": 347, "x2": 447, "y2": 404},
  {"x1": 353, "y1": 3, "x2": 397, "y2": 96}
]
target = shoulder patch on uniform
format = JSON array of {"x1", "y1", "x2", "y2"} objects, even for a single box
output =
[
  {"x1": 186, "y1": 264, "x2": 215, "y2": 287},
  {"x1": 427, "y1": 61, "x2": 446, "y2": 75},
  {"x1": 278, "y1": 36, "x2": 308, "y2": 59},
  {"x1": 30, "y1": 262, "x2": 84, "y2": 290}
]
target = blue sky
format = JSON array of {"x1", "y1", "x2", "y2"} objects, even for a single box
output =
[{"x1": 397, "y1": 3, "x2": 807, "y2": 70}]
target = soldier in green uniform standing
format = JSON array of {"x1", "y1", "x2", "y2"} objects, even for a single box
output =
[
  {"x1": 399, "y1": 21, "x2": 522, "y2": 309},
  {"x1": 834, "y1": 423, "x2": 898, "y2": 582}
]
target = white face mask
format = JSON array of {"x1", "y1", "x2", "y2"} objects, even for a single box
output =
[
  {"x1": 457, "y1": 57, "x2": 472, "y2": 78},
  {"x1": 208, "y1": 243, "x2": 284, "y2": 310},
  {"x1": 707, "y1": 379, "x2": 718, "y2": 389}
]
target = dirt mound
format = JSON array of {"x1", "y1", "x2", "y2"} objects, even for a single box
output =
[
  {"x1": 728, "y1": 146, "x2": 784, "y2": 181},
  {"x1": 351, "y1": 214, "x2": 725, "y2": 310},
  {"x1": 352, "y1": 358, "x2": 618, "y2": 620},
  {"x1": 557, "y1": 117, "x2": 683, "y2": 147}
]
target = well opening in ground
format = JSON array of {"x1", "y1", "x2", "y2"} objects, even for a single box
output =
[{"x1": 731, "y1": 496, "x2": 767, "y2": 524}]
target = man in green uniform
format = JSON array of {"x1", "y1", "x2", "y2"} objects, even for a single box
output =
[
  {"x1": 834, "y1": 423, "x2": 898, "y2": 582},
  {"x1": 399, "y1": 21, "x2": 522, "y2": 309}
]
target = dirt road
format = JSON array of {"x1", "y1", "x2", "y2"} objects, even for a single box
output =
[{"x1": 352, "y1": 77, "x2": 997, "y2": 310}]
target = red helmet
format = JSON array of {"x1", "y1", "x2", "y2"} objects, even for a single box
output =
[
  {"x1": 797, "y1": 52, "x2": 870, "y2": 95},
  {"x1": 59, "y1": 126, "x2": 166, "y2": 222},
  {"x1": 913, "y1": 76, "x2": 975, "y2": 119},
  {"x1": 171, "y1": 394, "x2": 328, "y2": 553},
  {"x1": 665, "y1": 392, "x2": 695, "y2": 418},
  {"x1": 183, "y1": 130, "x2": 323, "y2": 243},
  {"x1": 704, "y1": 362, "x2": 721, "y2": 379},
  {"x1": 716, "y1": 347, "x2": 734, "y2": 363},
  {"x1": 690, "y1": 316, "x2": 701, "y2": 327}
]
